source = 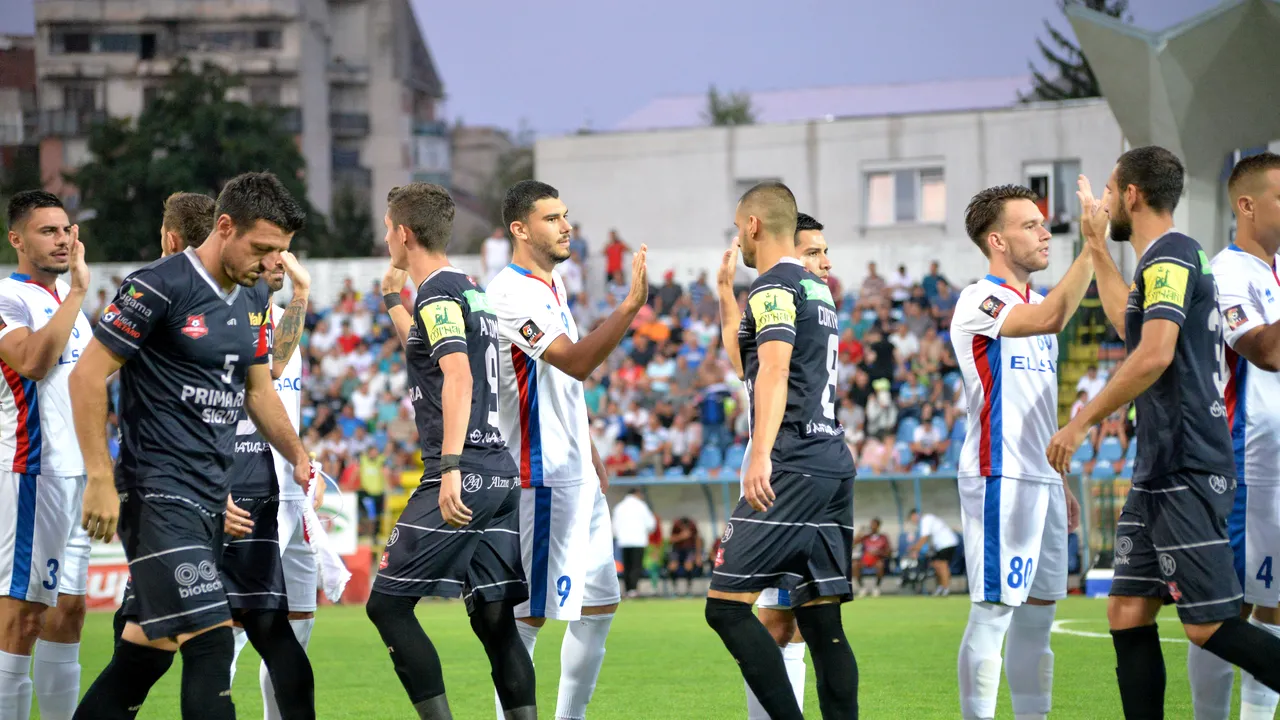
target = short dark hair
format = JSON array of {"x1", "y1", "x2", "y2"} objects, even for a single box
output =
[
  {"x1": 1228, "y1": 152, "x2": 1280, "y2": 198},
  {"x1": 795, "y1": 212, "x2": 823, "y2": 236},
  {"x1": 502, "y1": 180, "x2": 559, "y2": 231},
  {"x1": 1115, "y1": 145, "x2": 1184, "y2": 214},
  {"x1": 7, "y1": 190, "x2": 64, "y2": 230},
  {"x1": 739, "y1": 182, "x2": 797, "y2": 238},
  {"x1": 386, "y1": 182, "x2": 455, "y2": 253},
  {"x1": 162, "y1": 192, "x2": 215, "y2": 248},
  {"x1": 964, "y1": 184, "x2": 1039, "y2": 255},
  {"x1": 214, "y1": 172, "x2": 306, "y2": 236}
]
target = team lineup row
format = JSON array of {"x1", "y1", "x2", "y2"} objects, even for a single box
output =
[{"x1": 2, "y1": 145, "x2": 1280, "y2": 720}]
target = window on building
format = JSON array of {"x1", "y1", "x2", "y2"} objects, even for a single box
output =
[
  {"x1": 249, "y1": 83, "x2": 282, "y2": 106},
  {"x1": 140, "y1": 33, "x2": 157, "y2": 60},
  {"x1": 253, "y1": 30, "x2": 282, "y2": 50},
  {"x1": 56, "y1": 33, "x2": 91, "y2": 54},
  {"x1": 1024, "y1": 160, "x2": 1081, "y2": 234},
  {"x1": 63, "y1": 86, "x2": 97, "y2": 112},
  {"x1": 97, "y1": 34, "x2": 140, "y2": 53},
  {"x1": 865, "y1": 168, "x2": 946, "y2": 226}
]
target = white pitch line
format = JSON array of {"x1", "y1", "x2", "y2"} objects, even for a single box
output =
[{"x1": 1051, "y1": 619, "x2": 1187, "y2": 644}]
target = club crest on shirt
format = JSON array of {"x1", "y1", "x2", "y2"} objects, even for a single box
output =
[
  {"x1": 1225, "y1": 305, "x2": 1249, "y2": 330},
  {"x1": 181, "y1": 314, "x2": 208, "y2": 339},
  {"x1": 520, "y1": 320, "x2": 544, "y2": 344},
  {"x1": 979, "y1": 295, "x2": 1006, "y2": 319}
]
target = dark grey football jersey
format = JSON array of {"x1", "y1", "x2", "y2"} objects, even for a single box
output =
[
  {"x1": 1124, "y1": 232, "x2": 1235, "y2": 483},
  {"x1": 738, "y1": 257, "x2": 856, "y2": 479},
  {"x1": 95, "y1": 249, "x2": 272, "y2": 511},
  {"x1": 405, "y1": 268, "x2": 518, "y2": 481}
]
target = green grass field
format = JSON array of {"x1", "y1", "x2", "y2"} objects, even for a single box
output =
[{"x1": 48, "y1": 595, "x2": 1205, "y2": 718}]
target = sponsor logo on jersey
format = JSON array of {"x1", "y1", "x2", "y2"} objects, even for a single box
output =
[
  {"x1": 714, "y1": 547, "x2": 725, "y2": 567},
  {"x1": 1115, "y1": 536, "x2": 1133, "y2": 567},
  {"x1": 379, "y1": 552, "x2": 389, "y2": 570},
  {"x1": 1211, "y1": 400, "x2": 1226, "y2": 418},
  {"x1": 1225, "y1": 305, "x2": 1249, "y2": 330},
  {"x1": 463, "y1": 289, "x2": 491, "y2": 313},
  {"x1": 805, "y1": 421, "x2": 843, "y2": 437},
  {"x1": 519, "y1": 320, "x2": 544, "y2": 344},
  {"x1": 462, "y1": 474, "x2": 483, "y2": 492},
  {"x1": 387, "y1": 527, "x2": 399, "y2": 547},
  {"x1": 174, "y1": 560, "x2": 222, "y2": 599},
  {"x1": 116, "y1": 284, "x2": 153, "y2": 318},
  {"x1": 1143, "y1": 262, "x2": 1189, "y2": 309},
  {"x1": 469, "y1": 429, "x2": 483, "y2": 443},
  {"x1": 247, "y1": 311, "x2": 266, "y2": 327},
  {"x1": 226, "y1": 318, "x2": 237, "y2": 326},
  {"x1": 721, "y1": 522, "x2": 733, "y2": 543},
  {"x1": 486, "y1": 476, "x2": 512, "y2": 490},
  {"x1": 979, "y1": 295, "x2": 1006, "y2": 319},
  {"x1": 182, "y1": 314, "x2": 208, "y2": 339},
  {"x1": 749, "y1": 289, "x2": 796, "y2": 330},
  {"x1": 420, "y1": 301, "x2": 465, "y2": 344},
  {"x1": 1209, "y1": 475, "x2": 1230, "y2": 494},
  {"x1": 1159, "y1": 553, "x2": 1176, "y2": 577},
  {"x1": 102, "y1": 303, "x2": 121, "y2": 323},
  {"x1": 801, "y1": 279, "x2": 834, "y2": 306}
]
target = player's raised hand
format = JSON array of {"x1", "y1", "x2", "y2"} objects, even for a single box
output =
[
  {"x1": 1046, "y1": 420, "x2": 1087, "y2": 478},
  {"x1": 717, "y1": 238, "x2": 740, "y2": 291},
  {"x1": 68, "y1": 225, "x2": 89, "y2": 294},
  {"x1": 381, "y1": 263, "x2": 409, "y2": 297},
  {"x1": 439, "y1": 469, "x2": 473, "y2": 528},
  {"x1": 81, "y1": 475, "x2": 119, "y2": 542},
  {"x1": 280, "y1": 251, "x2": 310, "y2": 292},
  {"x1": 1076, "y1": 175, "x2": 1112, "y2": 248},
  {"x1": 742, "y1": 453, "x2": 776, "y2": 512},
  {"x1": 225, "y1": 496, "x2": 254, "y2": 538},
  {"x1": 622, "y1": 244, "x2": 649, "y2": 313}
]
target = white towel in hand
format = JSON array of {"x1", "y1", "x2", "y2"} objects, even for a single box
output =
[{"x1": 303, "y1": 461, "x2": 352, "y2": 603}]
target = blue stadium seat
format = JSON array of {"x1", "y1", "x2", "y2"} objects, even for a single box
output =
[
  {"x1": 942, "y1": 371, "x2": 962, "y2": 389},
  {"x1": 691, "y1": 466, "x2": 710, "y2": 479},
  {"x1": 637, "y1": 466, "x2": 656, "y2": 478},
  {"x1": 1067, "y1": 533, "x2": 1082, "y2": 574},
  {"x1": 664, "y1": 466, "x2": 685, "y2": 478},
  {"x1": 938, "y1": 458, "x2": 957, "y2": 473},
  {"x1": 697, "y1": 446, "x2": 723, "y2": 470},
  {"x1": 912, "y1": 462, "x2": 933, "y2": 475},
  {"x1": 625, "y1": 446, "x2": 641, "y2": 462},
  {"x1": 722, "y1": 444, "x2": 746, "y2": 471},
  {"x1": 1097, "y1": 438, "x2": 1124, "y2": 463},
  {"x1": 895, "y1": 443, "x2": 913, "y2": 468},
  {"x1": 1126, "y1": 441, "x2": 1137, "y2": 460},
  {"x1": 932, "y1": 416, "x2": 948, "y2": 436},
  {"x1": 1092, "y1": 463, "x2": 1116, "y2": 480},
  {"x1": 942, "y1": 443, "x2": 961, "y2": 466},
  {"x1": 897, "y1": 418, "x2": 920, "y2": 443},
  {"x1": 1072, "y1": 444, "x2": 1094, "y2": 463},
  {"x1": 1120, "y1": 461, "x2": 1134, "y2": 480},
  {"x1": 857, "y1": 465, "x2": 876, "y2": 477}
]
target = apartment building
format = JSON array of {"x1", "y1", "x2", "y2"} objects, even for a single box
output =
[
  {"x1": 0, "y1": 35, "x2": 38, "y2": 182},
  {"x1": 32, "y1": 0, "x2": 444, "y2": 239}
]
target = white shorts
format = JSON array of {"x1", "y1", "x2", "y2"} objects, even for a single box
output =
[
  {"x1": 515, "y1": 482, "x2": 621, "y2": 621},
  {"x1": 59, "y1": 475, "x2": 90, "y2": 596},
  {"x1": 277, "y1": 498, "x2": 318, "y2": 612},
  {"x1": 0, "y1": 472, "x2": 85, "y2": 607},
  {"x1": 756, "y1": 587, "x2": 793, "y2": 610},
  {"x1": 959, "y1": 476, "x2": 1068, "y2": 606}
]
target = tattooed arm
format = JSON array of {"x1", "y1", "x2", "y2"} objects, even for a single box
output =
[{"x1": 272, "y1": 251, "x2": 310, "y2": 379}]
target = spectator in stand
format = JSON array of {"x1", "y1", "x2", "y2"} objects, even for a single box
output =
[
  {"x1": 604, "y1": 229, "x2": 630, "y2": 283},
  {"x1": 480, "y1": 227, "x2": 510, "y2": 286},
  {"x1": 562, "y1": 249, "x2": 585, "y2": 301},
  {"x1": 336, "y1": 320, "x2": 361, "y2": 353},
  {"x1": 848, "y1": 369, "x2": 872, "y2": 410},
  {"x1": 910, "y1": 405, "x2": 948, "y2": 471},
  {"x1": 698, "y1": 381, "x2": 731, "y2": 454},
  {"x1": 858, "y1": 435, "x2": 894, "y2": 475},
  {"x1": 865, "y1": 379, "x2": 898, "y2": 439},
  {"x1": 918, "y1": 326, "x2": 946, "y2": 375},
  {"x1": 647, "y1": 346, "x2": 677, "y2": 394},
  {"x1": 666, "y1": 410, "x2": 702, "y2": 474},
  {"x1": 656, "y1": 270, "x2": 683, "y2": 315},
  {"x1": 607, "y1": 271, "x2": 628, "y2": 307},
  {"x1": 613, "y1": 489, "x2": 657, "y2": 598},
  {"x1": 897, "y1": 375, "x2": 927, "y2": 421},
  {"x1": 638, "y1": 414, "x2": 670, "y2": 474},
  {"x1": 922, "y1": 260, "x2": 949, "y2": 301},
  {"x1": 1076, "y1": 365, "x2": 1107, "y2": 403},
  {"x1": 688, "y1": 271, "x2": 713, "y2": 316},
  {"x1": 853, "y1": 518, "x2": 893, "y2": 597},
  {"x1": 569, "y1": 223, "x2": 589, "y2": 260},
  {"x1": 605, "y1": 440, "x2": 636, "y2": 477},
  {"x1": 931, "y1": 279, "x2": 959, "y2": 329},
  {"x1": 890, "y1": 322, "x2": 920, "y2": 360},
  {"x1": 838, "y1": 328, "x2": 864, "y2": 365},
  {"x1": 860, "y1": 261, "x2": 887, "y2": 302},
  {"x1": 889, "y1": 263, "x2": 913, "y2": 307},
  {"x1": 358, "y1": 444, "x2": 387, "y2": 541},
  {"x1": 667, "y1": 517, "x2": 702, "y2": 596},
  {"x1": 861, "y1": 329, "x2": 896, "y2": 383},
  {"x1": 903, "y1": 300, "x2": 932, "y2": 339}
]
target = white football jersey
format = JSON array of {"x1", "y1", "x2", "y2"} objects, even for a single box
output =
[
  {"x1": 488, "y1": 264, "x2": 594, "y2": 488},
  {"x1": 1213, "y1": 245, "x2": 1280, "y2": 487},
  {"x1": 268, "y1": 303, "x2": 305, "y2": 498},
  {"x1": 0, "y1": 275, "x2": 91, "y2": 476},
  {"x1": 950, "y1": 275, "x2": 1060, "y2": 484}
]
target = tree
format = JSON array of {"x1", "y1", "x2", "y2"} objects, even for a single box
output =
[
  {"x1": 1024, "y1": 0, "x2": 1131, "y2": 102},
  {"x1": 327, "y1": 185, "x2": 374, "y2": 257},
  {"x1": 702, "y1": 85, "x2": 757, "y2": 126},
  {"x1": 0, "y1": 147, "x2": 45, "y2": 264},
  {"x1": 70, "y1": 59, "x2": 324, "y2": 261},
  {"x1": 479, "y1": 123, "x2": 534, "y2": 233}
]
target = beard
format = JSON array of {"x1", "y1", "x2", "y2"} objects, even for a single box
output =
[
  {"x1": 32, "y1": 258, "x2": 68, "y2": 275},
  {"x1": 536, "y1": 235, "x2": 571, "y2": 265},
  {"x1": 267, "y1": 275, "x2": 286, "y2": 293},
  {"x1": 1110, "y1": 205, "x2": 1133, "y2": 243},
  {"x1": 741, "y1": 242, "x2": 757, "y2": 269}
]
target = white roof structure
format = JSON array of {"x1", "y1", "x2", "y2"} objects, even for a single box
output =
[{"x1": 613, "y1": 76, "x2": 1032, "y2": 132}]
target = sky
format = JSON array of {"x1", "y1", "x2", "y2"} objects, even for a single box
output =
[{"x1": 2, "y1": 0, "x2": 1221, "y2": 136}]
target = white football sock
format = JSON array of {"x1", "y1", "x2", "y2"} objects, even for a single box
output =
[
  {"x1": 260, "y1": 618, "x2": 314, "y2": 720},
  {"x1": 1241, "y1": 616, "x2": 1280, "y2": 719},
  {"x1": 0, "y1": 650, "x2": 32, "y2": 720},
  {"x1": 1006, "y1": 603, "x2": 1056, "y2": 719},
  {"x1": 1188, "y1": 639, "x2": 1235, "y2": 720},
  {"x1": 556, "y1": 613, "x2": 613, "y2": 720},
  {"x1": 959, "y1": 602, "x2": 1013, "y2": 720},
  {"x1": 744, "y1": 641, "x2": 806, "y2": 719},
  {"x1": 496, "y1": 622, "x2": 540, "y2": 720},
  {"x1": 229, "y1": 626, "x2": 250, "y2": 685},
  {"x1": 32, "y1": 640, "x2": 79, "y2": 720}
]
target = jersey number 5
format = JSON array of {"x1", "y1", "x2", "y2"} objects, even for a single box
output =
[{"x1": 221, "y1": 354, "x2": 239, "y2": 384}]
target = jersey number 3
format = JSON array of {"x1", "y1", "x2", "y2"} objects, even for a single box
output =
[{"x1": 1207, "y1": 310, "x2": 1228, "y2": 400}]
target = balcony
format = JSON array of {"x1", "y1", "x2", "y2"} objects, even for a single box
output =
[
  {"x1": 333, "y1": 165, "x2": 371, "y2": 190},
  {"x1": 331, "y1": 148, "x2": 360, "y2": 169},
  {"x1": 412, "y1": 120, "x2": 447, "y2": 137},
  {"x1": 327, "y1": 59, "x2": 368, "y2": 85},
  {"x1": 35, "y1": 109, "x2": 107, "y2": 138},
  {"x1": 329, "y1": 112, "x2": 369, "y2": 137}
]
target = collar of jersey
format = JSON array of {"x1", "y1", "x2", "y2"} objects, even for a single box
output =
[
  {"x1": 8, "y1": 272, "x2": 61, "y2": 302},
  {"x1": 184, "y1": 247, "x2": 241, "y2": 305},
  {"x1": 983, "y1": 274, "x2": 1030, "y2": 303},
  {"x1": 506, "y1": 263, "x2": 560, "y2": 304},
  {"x1": 1137, "y1": 227, "x2": 1179, "y2": 264}
]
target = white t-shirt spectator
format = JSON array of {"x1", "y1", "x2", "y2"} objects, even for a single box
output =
[
  {"x1": 482, "y1": 236, "x2": 511, "y2": 280},
  {"x1": 890, "y1": 329, "x2": 920, "y2": 359},
  {"x1": 1076, "y1": 372, "x2": 1108, "y2": 403},
  {"x1": 668, "y1": 423, "x2": 701, "y2": 457},
  {"x1": 919, "y1": 513, "x2": 959, "y2": 551},
  {"x1": 613, "y1": 494, "x2": 657, "y2": 549},
  {"x1": 351, "y1": 385, "x2": 377, "y2": 421},
  {"x1": 647, "y1": 356, "x2": 676, "y2": 393},
  {"x1": 641, "y1": 424, "x2": 668, "y2": 454},
  {"x1": 889, "y1": 268, "x2": 913, "y2": 303},
  {"x1": 561, "y1": 257, "x2": 584, "y2": 297},
  {"x1": 912, "y1": 422, "x2": 942, "y2": 449},
  {"x1": 320, "y1": 349, "x2": 348, "y2": 380}
]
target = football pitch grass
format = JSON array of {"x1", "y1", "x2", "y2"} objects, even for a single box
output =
[{"x1": 52, "y1": 595, "x2": 1205, "y2": 718}]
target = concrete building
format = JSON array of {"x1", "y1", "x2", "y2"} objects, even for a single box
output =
[
  {"x1": 447, "y1": 124, "x2": 514, "y2": 250},
  {"x1": 537, "y1": 83, "x2": 1126, "y2": 290},
  {"x1": 0, "y1": 34, "x2": 38, "y2": 182},
  {"x1": 31, "y1": 0, "x2": 444, "y2": 239}
]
